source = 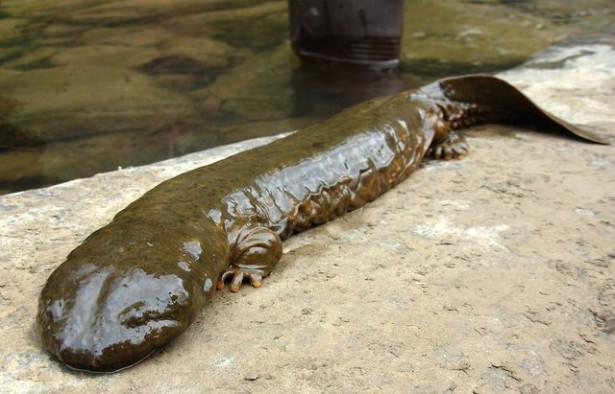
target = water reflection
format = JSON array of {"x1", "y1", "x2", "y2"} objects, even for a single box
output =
[
  {"x1": 291, "y1": 63, "x2": 416, "y2": 117},
  {"x1": 0, "y1": 0, "x2": 611, "y2": 194}
]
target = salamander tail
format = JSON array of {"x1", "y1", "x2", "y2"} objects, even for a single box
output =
[{"x1": 425, "y1": 74, "x2": 610, "y2": 145}]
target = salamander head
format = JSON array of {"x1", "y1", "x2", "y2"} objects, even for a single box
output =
[
  {"x1": 38, "y1": 259, "x2": 203, "y2": 372},
  {"x1": 37, "y1": 221, "x2": 218, "y2": 372}
]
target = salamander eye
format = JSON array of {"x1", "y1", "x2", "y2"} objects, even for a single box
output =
[{"x1": 118, "y1": 301, "x2": 169, "y2": 328}]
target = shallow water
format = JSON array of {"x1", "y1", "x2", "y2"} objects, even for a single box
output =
[{"x1": 0, "y1": 0, "x2": 612, "y2": 194}]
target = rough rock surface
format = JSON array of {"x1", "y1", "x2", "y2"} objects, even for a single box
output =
[{"x1": 1, "y1": 42, "x2": 614, "y2": 392}]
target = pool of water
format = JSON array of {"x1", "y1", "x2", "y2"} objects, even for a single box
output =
[{"x1": 0, "y1": 0, "x2": 612, "y2": 194}]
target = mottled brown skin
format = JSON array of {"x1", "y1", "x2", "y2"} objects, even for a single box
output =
[{"x1": 37, "y1": 75, "x2": 608, "y2": 373}]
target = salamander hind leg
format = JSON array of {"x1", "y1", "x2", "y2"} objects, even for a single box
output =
[
  {"x1": 217, "y1": 226, "x2": 283, "y2": 293},
  {"x1": 429, "y1": 130, "x2": 470, "y2": 160}
]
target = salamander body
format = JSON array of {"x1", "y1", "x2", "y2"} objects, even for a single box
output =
[{"x1": 38, "y1": 75, "x2": 607, "y2": 372}]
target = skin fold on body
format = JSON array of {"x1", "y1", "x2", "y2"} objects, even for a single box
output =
[{"x1": 37, "y1": 75, "x2": 608, "y2": 372}]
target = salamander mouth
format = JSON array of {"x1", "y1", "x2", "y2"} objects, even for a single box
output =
[
  {"x1": 55, "y1": 341, "x2": 161, "y2": 373},
  {"x1": 61, "y1": 349, "x2": 157, "y2": 374}
]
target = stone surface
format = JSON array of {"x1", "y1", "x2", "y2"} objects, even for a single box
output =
[{"x1": 0, "y1": 43, "x2": 614, "y2": 392}]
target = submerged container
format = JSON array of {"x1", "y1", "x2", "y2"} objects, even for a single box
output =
[{"x1": 288, "y1": 0, "x2": 404, "y2": 70}]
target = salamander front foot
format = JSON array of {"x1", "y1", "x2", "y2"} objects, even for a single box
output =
[
  {"x1": 217, "y1": 266, "x2": 265, "y2": 293},
  {"x1": 430, "y1": 130, "x2": 470, "y2": 160},
  {"x1": 217, "y1": 226, "x2": 283, "y2": 293}
]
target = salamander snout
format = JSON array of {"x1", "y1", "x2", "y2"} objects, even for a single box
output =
[{"x1": 38, "y1": 261, "x2": 197, "y2": 372}]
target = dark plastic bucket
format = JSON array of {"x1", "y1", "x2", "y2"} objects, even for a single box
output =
[{"x1": 288, "y1": 0, "x2": 404, "y2": 70}]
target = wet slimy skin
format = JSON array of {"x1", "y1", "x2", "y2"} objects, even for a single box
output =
[{"x1": 37, "y1": 75, "x2": 608, "y2": 372}]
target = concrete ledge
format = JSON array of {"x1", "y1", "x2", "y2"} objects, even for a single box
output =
[{"x1": 1, "y1": 42, "x2": 614, "y2": 392}]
